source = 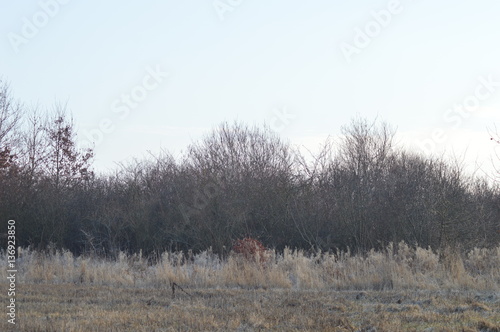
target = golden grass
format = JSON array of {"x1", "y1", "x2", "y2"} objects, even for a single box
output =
[
  {"x1": 5, "y1": 242, "x2": 499, "y2": 291},
  {"x1": 1, "y1": 242, "x2": 499, "y2": 331},
  {"x1": 0, "y1": 284, "x2": 498, "y2": 331}
]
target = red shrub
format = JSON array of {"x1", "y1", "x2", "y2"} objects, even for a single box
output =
[{"x1": 232, "y1": 237, "x2": 268, "y2": 264}]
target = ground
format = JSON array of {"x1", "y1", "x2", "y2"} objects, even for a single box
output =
[{"x1": 1, "y1": 283, "x2": 499, "y2": 331}]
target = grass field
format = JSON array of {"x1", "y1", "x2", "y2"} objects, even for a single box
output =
[{"x1": 1, "y1": 243, "x2": 499, "y2": 331}]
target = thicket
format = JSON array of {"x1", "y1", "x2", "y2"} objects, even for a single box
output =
[{"x1": 0, "y1": 79, "x2": 499, "y2": 256}]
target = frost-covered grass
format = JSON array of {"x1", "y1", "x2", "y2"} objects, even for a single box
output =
[{"x1": 3, "y1": 242, "x2": 499, "y2": 291}]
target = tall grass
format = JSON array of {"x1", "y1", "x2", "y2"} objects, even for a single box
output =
[{"x1": 2, "y1": 242, "x2": 499, "y2": 291}]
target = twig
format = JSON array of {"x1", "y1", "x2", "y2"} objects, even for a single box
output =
[{"x1": 170, "y1": 282, "x2": 192, "y2": 298}]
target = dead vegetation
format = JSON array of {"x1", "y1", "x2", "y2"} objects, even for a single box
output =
[
  {"x1": 4, "y1": 242, "x2": 499, "y2": 291},
  {"x1": 0, "y1": 284, "x2": 498, "y2": 331},
  {"x1": 0, "y1": 242, "x2": 499, "y2": 331}
]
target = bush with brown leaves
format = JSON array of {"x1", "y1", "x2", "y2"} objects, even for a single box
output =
[{"x1": 232, "y1": 237, "x2": 269, "y2": 265}]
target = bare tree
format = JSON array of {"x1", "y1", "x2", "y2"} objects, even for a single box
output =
[
  {"x1": 0, "y1": 79, "x2": 23, "y2": 170},
  {"x1": 489, "y1": 125, "x2": 500, "y2": 181},
  {"x1": 44, "y1": 105, "x2": 94, "y2": 188},
  {"x1": 183, "y1": 122, "x2": 296, "y2": 252},
  {"x1": 19, "y1": 107, "x2": 48, "y2": 184},
  {"x1": 337, "y1": 117, "x2": 396, "y2": 251}
]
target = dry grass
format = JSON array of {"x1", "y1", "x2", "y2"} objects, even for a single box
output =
[
  {"x1": 1, "y1": 242, "x2": 499, "y2": 331},
  {"x1": 0, "y1": 285, "x2": 498, "y2": 331}
]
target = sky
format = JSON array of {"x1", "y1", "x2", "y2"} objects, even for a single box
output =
[{"x1": 1, "y1": 0, "x2": 499, "y2": 177}]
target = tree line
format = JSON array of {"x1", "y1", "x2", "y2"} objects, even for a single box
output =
[{"x1": 1, "y1": 79, "x2": 499, "y2": 257}]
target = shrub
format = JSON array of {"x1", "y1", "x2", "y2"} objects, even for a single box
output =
[{"x1": 232, "y1": 237, "x2": 269, "y2": 264}]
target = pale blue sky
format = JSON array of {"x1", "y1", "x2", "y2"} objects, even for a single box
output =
[{"x1": 1, "y1": 1, "x2": 499, "y2": 175}]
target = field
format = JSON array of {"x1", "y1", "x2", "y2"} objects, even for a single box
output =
[{"x1": 1, "y1": 243, "x2": 499, "y2": 331}]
